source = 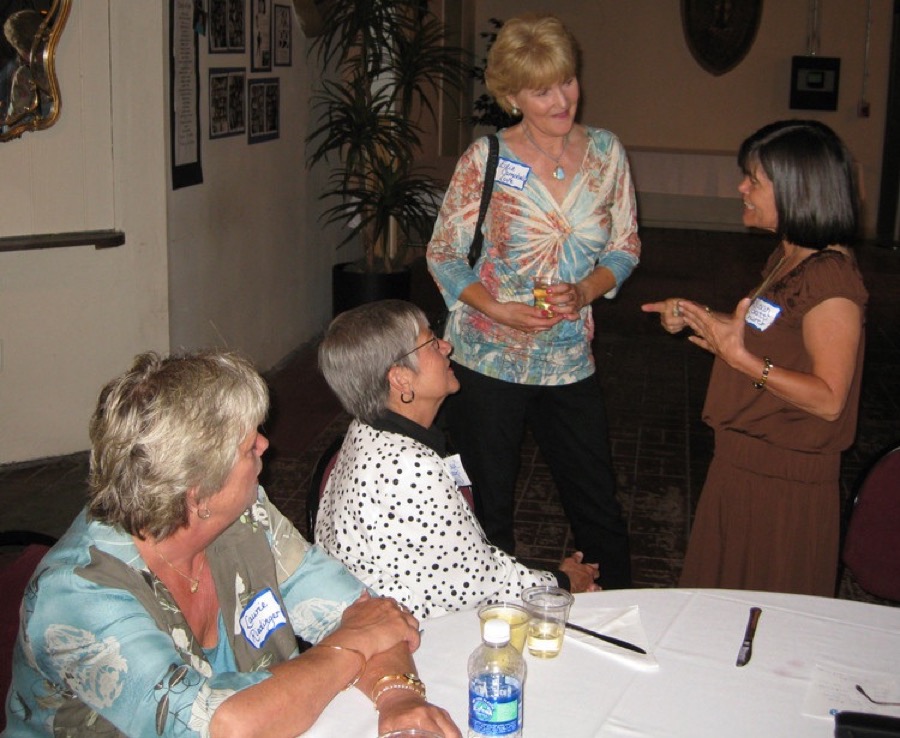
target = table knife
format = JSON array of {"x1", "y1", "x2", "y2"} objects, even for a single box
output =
[
  {"x1": 736, "y1": 607, "x2": 762, "y2": 667},
  {"x1": 565, "y1": 621, "x2": 647, "y2": 654}
]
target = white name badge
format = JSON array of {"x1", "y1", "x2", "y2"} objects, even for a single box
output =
[
  {"x1": 240, "y1": 588, "x2": 288, "y2": 649},
  {"x1": 445, "y1": 453, "x2": 472, "y2": 488},
  {"x1": 496, "y1": 158, "x2": 530, "y2": 190},
  {"x1": 745, "y1": 297, "x2": 782, "y2": 331}
]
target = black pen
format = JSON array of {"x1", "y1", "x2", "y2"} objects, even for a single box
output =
[{"x1": 565, "y1": 621, "x2": 648, "y2": 655}]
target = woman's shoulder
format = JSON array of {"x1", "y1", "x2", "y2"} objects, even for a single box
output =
[
  {"x1": 584, "y1": 126, "x2": 623, "y2": 146},
  {"x1": 345, "y1": 420, "x2": 441, "y2": 462},
  {"x1": 797, "y1": 247, "x2": 868, "y2": 307}
]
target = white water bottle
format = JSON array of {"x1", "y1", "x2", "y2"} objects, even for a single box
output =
[{"x1": 467, "y1": 618, "x2": 526, "y2": 738}]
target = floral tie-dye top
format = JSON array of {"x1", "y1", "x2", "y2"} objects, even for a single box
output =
[
  {"x1": 427, "y1": 127, "x2": 640, "y2": 385},
  {"x1": 5, "y1": 486, "x2": 364, "y2": 737}
]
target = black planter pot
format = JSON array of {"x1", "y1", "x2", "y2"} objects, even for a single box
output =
[{"x1": 331, "y1": 262, "x2": 412, "y2": 316}]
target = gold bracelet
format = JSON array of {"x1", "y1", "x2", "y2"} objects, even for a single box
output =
[
  {"x1": 317, "y1": 644, "x2": 367, "y2": 690},
  {"x1": 753, "y1": 357, "x2": 774, "y2": 390},
  {"x1": 371, "y1": 672, "x2": 426, "y2": 707}
]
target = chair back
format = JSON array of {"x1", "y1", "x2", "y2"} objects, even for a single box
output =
[
  {"x1": 306, "y1": 433, "x2": 345, "y2": 542},
  {"x1": 1, "y1": 538, "x2": 53, "y2": 731},
  {"x1": 842, "y1": 444, "x2": 900, "y2": 601}
]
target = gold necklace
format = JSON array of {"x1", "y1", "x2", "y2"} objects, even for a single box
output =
[
  {"x1": 523, "y1": 124, "x2": 570, "y2": 180},
  {"x1": 156, "y1": 549, "x2": 205, "y2": 594}
]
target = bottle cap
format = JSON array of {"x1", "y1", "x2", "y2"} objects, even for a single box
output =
[{"x1": 483, "y1": 618, "x2": 511, "y2": 645}]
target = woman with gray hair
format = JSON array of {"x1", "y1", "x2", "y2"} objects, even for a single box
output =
[
  {"x1": 7, "y1": 350, "x2": 460, "y2": 738},
  {"x1": 316, "y1": 300, "x2": 600, "y2": 620}
]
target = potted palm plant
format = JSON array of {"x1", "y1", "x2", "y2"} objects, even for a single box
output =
[{"x1": 306, "y1": 0, "x2": 467, "y2": 315}]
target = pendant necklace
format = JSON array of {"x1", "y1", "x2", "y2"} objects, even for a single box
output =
[
  {"x1": 157, "y1": 549, "x2": 205, "y2": 594},
  {"x1": 523, "y1": 124, "x2": 570, "y2": 180}
]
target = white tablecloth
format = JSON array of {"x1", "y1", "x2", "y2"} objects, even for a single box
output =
[{"x1": 302, "y1": 589, "x2": 900, "y2": 737}]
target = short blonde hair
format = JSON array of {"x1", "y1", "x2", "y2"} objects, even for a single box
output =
[
  {"x1": 484, "y1": 14, "x2": 578, "y2": 113},
  {"x1": 88, "y1": 350, "x2": 268, "y2": 540}
]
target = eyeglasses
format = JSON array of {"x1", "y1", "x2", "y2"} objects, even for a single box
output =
[{"x1": 395, "y1": 334, "x2": 440, "y2": 362}]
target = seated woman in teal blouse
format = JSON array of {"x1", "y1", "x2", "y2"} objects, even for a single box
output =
[{"x1": 5, "y1": 350, "x2": 460, "y2": 738}]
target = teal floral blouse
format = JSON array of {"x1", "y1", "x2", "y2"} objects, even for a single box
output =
[{"x1": 5, "y1": 486, "x2": 365, "y2": 737}]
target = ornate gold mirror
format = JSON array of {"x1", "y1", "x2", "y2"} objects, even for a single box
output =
[{"x1": 0, "y1": 0, "x2": 71, "y2": 142}]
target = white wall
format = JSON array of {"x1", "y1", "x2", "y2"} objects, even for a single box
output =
[
  {"x1": 474, "y1": 0, "x2": 893, "y2": 236},
  {"x1": 166, "y1": 10, "x2": 341, "y2": 369},
  {"x1": 0, "y1": 2, "x2": 169, "y2": 463}
]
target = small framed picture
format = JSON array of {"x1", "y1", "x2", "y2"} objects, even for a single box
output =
[
  {"x1": 273, "y1": 3, "x2": 292, "y2": 67},
  {"x1": 209, "y1": 0, "x2": 246, "y2": 54},
  {"x1": 248, "y1": 77, "x2": 279, "y2": 143},
  {"x1": 209, "y1": 67, "x2": 246, "y2": 139},
  {"x1": 251, "y1": 0, "x2": 273, "y2": 72},
  {"x1": 790, "y1": 56, "x2": 840, "y2": 111}
]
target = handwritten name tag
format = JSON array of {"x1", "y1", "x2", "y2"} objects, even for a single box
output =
[
  {"x1": 745, "y1": 297, "x2": 782, "y2": 331},
  {"x1": 240, "y1": 588, "x2": 288, "y2": 649},
  {"x1": 496, "y1": 158, "x2": 530, "y2": 190},
  {"x1": 445, "y1": 453, "x2": 472, "y2": 488}
]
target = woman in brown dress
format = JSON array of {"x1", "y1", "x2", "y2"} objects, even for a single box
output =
[{"x1": 642, "y1": 120, "x2": 867, "y2": 596}]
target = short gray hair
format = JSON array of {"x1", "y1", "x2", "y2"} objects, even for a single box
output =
[
  {"x1": 88, "y1": 350, "x2": 268, "y2": 540},
  {"x1": 319, "y1": 300, "x2": 426, "y2": 424}
]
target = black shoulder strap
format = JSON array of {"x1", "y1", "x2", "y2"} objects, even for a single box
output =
[{"x1": 467, "y1": 134, "x2": 499, "y2": 268}]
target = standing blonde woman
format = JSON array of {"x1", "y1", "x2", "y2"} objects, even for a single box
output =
[{"x1": 427, "y1": 13, "x2": 640, "y2": 588}]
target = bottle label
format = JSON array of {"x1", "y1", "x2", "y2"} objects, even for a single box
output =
[{"x1": 468, "y1": 673, "x2": 522, "y2": 736}]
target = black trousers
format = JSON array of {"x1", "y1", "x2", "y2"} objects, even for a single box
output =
[{"x1": 442, "y1": 362, "x2": 632, "y2": 589}]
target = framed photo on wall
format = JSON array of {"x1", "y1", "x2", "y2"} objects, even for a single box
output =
[
  {"x1": 274, "y1": 3, "x2": 292, "y2": 66},
  {"x1": 248, "y1": 77, "x2": 279, "y2": 143},
  {"x1": 209, "y1": 0, "x2": 246, "y2": 54},
  {"x1": 209, "y1": 67, "x2": 246, "y2": 139},
  {"x1": 251, "y1": 0, "x2": 273, "y2": 72}
]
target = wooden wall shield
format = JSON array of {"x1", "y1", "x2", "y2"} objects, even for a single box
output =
[{"x1": 681, "y1": 0, "x2": 763, "y2": 76}]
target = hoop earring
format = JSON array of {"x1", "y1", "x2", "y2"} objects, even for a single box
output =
[
  {"x1": 400, "y1": 389, "x2": 415, "y2": 404},
  {"x1": 197, "y1": 507, "x2": 211, "y2": 520}
]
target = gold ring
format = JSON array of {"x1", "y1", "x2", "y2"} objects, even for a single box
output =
[{"x1": 672, "y1": 306, "x2": 681, "y2": 317}]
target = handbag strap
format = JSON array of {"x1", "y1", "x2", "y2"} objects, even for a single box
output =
[{"x1": 467, "y1": 134, "x2": 499, "y2": 268}]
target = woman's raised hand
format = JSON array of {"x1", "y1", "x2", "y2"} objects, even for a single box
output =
[{"x1": 641, "y1": 297, "x2": 688, "y2": 334}]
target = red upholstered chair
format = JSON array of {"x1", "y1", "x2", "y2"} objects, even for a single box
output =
[
  {"x1": 841, "y1": 444, "x2": 900, "y2": 602},
  {"x1": 1, "y1": 532, "x2": 55, "y2": 731}
]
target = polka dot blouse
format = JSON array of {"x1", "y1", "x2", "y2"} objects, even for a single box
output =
[{"x1": 315, "y1": 419, "x2": 556, "y2": 619}]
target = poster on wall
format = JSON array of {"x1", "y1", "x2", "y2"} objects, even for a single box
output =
[
  {"x1": 209, "y1": 68, "x2": 246, "y2": 139},
  {"x1": 248, "y1": 77, "x2": 279, "y2": 143},
  {"x1": 273, "y1": 3, "x2": 292, "y2": 66},
  {"x1": 209, "y1": 0, "x2": 246, "y2": 53},
  {"x1": 251, "y1": 0, "x2": 272, "y2": 72},
  {"x1": 170, "y1": 0, "x2": 203, "y2": 188}
]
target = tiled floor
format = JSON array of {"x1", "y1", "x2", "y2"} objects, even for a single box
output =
[{"x1": 2, "y1": 228, "x2": 898, "y2": 605}]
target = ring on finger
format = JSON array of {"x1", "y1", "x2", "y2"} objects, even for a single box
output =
[{"x1": 672, "y1": 305, "x2": 681, "y2": 317}]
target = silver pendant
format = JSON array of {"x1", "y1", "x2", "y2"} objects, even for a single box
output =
[{"x1": 553, "y1": 166, "x2": 565, "y2": 180}]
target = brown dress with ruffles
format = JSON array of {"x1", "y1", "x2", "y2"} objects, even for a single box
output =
[{"x1": 679, "y1": 245, "x2": 868, "y2": 596}]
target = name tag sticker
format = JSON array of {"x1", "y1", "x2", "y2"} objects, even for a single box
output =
[
  {"x1": 240, "y1": 588, "x2": 288, "y2": 649},
  {"x1": 445, "y1": 453, "x2": 472, "y2": 488},
  {"x1": 745, "y1": 297, "x2": 782, "y2": 331},
  {"x1": 496, "y1": 158, "x2": 530, "y2": 190}
]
